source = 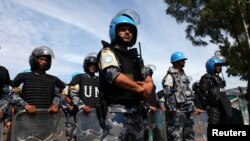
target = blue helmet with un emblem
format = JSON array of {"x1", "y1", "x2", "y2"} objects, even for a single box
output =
[
  {"x1": 205, "y1": 57, "x2": 223, "y2": 73},
  {"x1": 72, "y1": 72, "x2": 81, "y2": 79},
  {"x1": 170, "y1": 52, "x2": 187, "y2": 63},
  {"x1": 109, "y1": 9, "x2": 140, "y2": 46}
]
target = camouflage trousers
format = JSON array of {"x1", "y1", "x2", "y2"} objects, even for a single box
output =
[
  {"x1": 167, "y1": 111, "x2": 194, "y2": 141},
  {"x1": 101, "y1": 104, "x2": 144, "y2": 141}
]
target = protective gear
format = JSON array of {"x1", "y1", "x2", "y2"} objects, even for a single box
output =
[
  {"x1": 192, "y1": 81, "x2": 199, "y2": 91},
  {"x1": 205, "y1": 57, "x2": 223, "y2": 73},
  {"x1": 29, "y1": 46, "x2": 55, "y2": 71},
  {"x1": 99, "y1": 10, "x2": 145, "y2": 141},
  {"x1": 163, "y1": 67, "x2": 194, "y2": 112},
  {"x1": 109, "y1": 9, "x2": 140, "y2": 46},
  {"x1": 193, "y1": 80, "x2": 207, "y2": 110},
  {"x1": 72, "y1": 72, "x2": 81, "y2": 78},
  {"x1": 145, "y1": 66, "x2": 153, "y2": 76},
  {"x1": 0, "y1": 66, "x2": 11, "y2": 89},
  {"x1": 142, "y1": 64, "x2": 156, "y2": 79},
  {"x1": 208, "y1": 107, "x2": 226, "y2": 124},
  {"x1": 70, "y1": 74, "x2": 99, "y2": 108},
  {"x1": 83, "y1": 53, "x2": 99, "y2": 73},
  {"x1": 22, "y1": 69, "x2": 31, "y2": 73},
  {"x1": 76, "y1": 109, "x2": 103, "y2": 140},
  {"x1": 214, "y1": 50, "x2": 226, "y2": 64},
  {"x1": 200, "y1": 73, "x2": 232, "y2": 124},
  {"x1": 170, "y1": 52, "x2": 187, "y2": 63},
  {"x1": 15, "y1": 72, "x2": 57, "y2": 108},
  {"x1": 99, "y1": 45, "x2": 144, "y2": 105}
]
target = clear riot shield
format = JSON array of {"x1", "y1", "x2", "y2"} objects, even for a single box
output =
[
  {"x1": 230, "y1": 93, "x2": 249, "y2": 125},
  {"x1": 154, "y1": 108, "x2": 167, "y2": 141},
  {"x1": 144, "y1": 110, "x2": 154, "y2": 141},
  {"x1": 145, "y1": 109, "x2": 167, "y2": 141},
  {"x1": 193, "y1": 111, "x2": 208, "y2": 141},
  {"x1": 226, "y1": 87, "x2": 249, "y2": 125},
  {"x1": 10, "y1": 109, "x2": 66, "y2": 141},
  {"x1": 76, "y1": 109, "x2": 103, "y2": 141},
  {"x1": 0, "y1": 119, "x2": 3, "y2": 141}
]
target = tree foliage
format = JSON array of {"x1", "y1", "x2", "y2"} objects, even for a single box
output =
[{"x1": 164, "y1": 0, "x2": 250, "y2": 80}]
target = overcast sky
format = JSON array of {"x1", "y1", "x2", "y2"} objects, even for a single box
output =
[{"x1": 0, "y1": 0, "x2": 247, "y2": 92}]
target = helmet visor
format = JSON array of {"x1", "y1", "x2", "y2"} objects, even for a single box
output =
[
  {"x1": 145, "y1": 64, "x2": 156, "y2": 72},
  {"x1": 111, "y1": 9, "x2": 140, "y2": 26},
  {"x1": 33, "y1": 46, "x2": 55, "y2": 59}
]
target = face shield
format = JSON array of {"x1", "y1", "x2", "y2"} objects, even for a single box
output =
[
  {"x1": 214, "y1": 50, "x2": 226, "y2": 65},
  {"x1": 142, "y1": 64, "x2": 157, "y2": 77},
  {"x1": 111, "y1": 9, "x2": 140, "y2": 26},
  {"x1": 33, "y1": 46, "x2": 55, "y2": 59},
  {"x1": 86, "y1": 52, "x2": 97, "y2": 58},
  {"x1": 145, "y1": 64, "x2": 156, "y2": 72}
]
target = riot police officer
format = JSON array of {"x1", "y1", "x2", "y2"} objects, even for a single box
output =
[
  {"x1": 199, "y1": 57, "x2": 232, "y2": 124},
  {"x1": 162, "y1": 51, "x2": 195, "y2": 141},
  {"x1": 68, "y1": 53, "x2": 100, "y2": 140},
  {"x1": 0, "y1": 66, "x2": 12, "y2": 140},
  {"x1": 192, "y1": 81, "x2": 206, "y2": 112},
  {"x1": 69, "y1": 53, "x2": 99, "y2": 112},
  {"x1": 0, "y1": 66, "x2": 11, "y2": 119},
  {"x1": 143, "y1": 65, "x2": 157, "y2": 113},
  {"x1": 10, "y1": 46, "x2": 65, "y2": 113},
  {"x1": 143, "y1": 65, "x2": 167, "y2": 141},
  {"x1": 98, "y1": 9, "x2": 153, "y2": 140}
]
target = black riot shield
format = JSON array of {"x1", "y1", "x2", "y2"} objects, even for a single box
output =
[
  {"x1": 10, "y1": 109, "x2": 66, "y2": 141},
  {"x1": 76, "y1": 109, "x2": 103, "y2": 141},
  {"x1": 0, "y1": 119, "x2": 3, "y2": 141}
]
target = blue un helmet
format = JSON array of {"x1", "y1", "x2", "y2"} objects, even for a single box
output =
[
  {"x1": 72, "y1": 72, "x2": 81, "y2": 79},
  {"x1": 109, "y1": 9, "x2": 140, "y2": 46},
  {"x1": 205, "y1": 57, "x2": 224, "y2": 73},
  {"x1": 170, "y1": 51, "x2": 187, "y2": 63}
]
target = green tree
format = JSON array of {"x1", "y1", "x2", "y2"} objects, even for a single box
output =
[{"x1": 164, "y1": 0, "x2": 250, "y2": 103}]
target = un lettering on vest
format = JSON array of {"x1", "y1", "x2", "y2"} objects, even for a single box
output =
[{"x1": 83, "y1": 85, "x2": 99, "y2": 97}]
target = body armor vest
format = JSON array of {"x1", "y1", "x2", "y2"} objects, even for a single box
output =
[
  {"x1": 203, "y1": 73, "x2": 224, "y2": 106},
  {"x1": 168, "y1": 69, "x2": 194, "y2": 111},
  {"x1": 0, "y1": 66, "x2": 11, "y2": 90},
  {"x1": 78, "y1": 74, "x2": 99, "y2": 108},
  {"x1": 21, "y1": 73, "x2": 55, "y2": 108},
  {"x1": 100, "y1": 46, "x2": 144, "y2": 105}
]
